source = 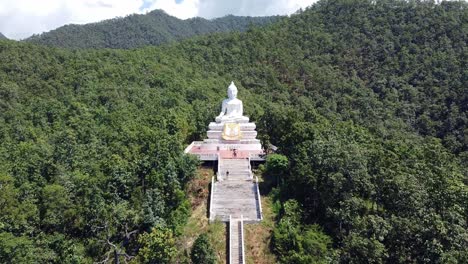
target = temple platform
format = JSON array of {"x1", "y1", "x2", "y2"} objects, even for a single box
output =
[{"x1": 184, "y1": 141, "x2": 265, "y2": 161}]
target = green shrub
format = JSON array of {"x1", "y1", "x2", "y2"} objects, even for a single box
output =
[{"x1": 190, "y1": 233, "x2": 216, "y2": 264}]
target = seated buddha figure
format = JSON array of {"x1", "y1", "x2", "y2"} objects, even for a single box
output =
[{"x1": 215, "y1": 81, "x2": 249, "y2": 123}]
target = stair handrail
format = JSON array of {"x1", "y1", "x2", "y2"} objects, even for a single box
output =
[
  {"x1": 209, "y1": 176, "x2": 214, "y2": 222},
  {"x1": 229, "y1": 215, "x2": 232, "y2": 264},
  {"x1": 183, "y1": 141, "x2": 194, "y2": 154},
  {"x1": 240, "y1": 215, "x2": 245, "y2": 264},
  {"x1": 217, "y1": 153, "x2": 224, "y2": 181},
  {"x1": 255, "y1": 176, "x2": 263, "y2": 221},
  {"x1": 217, "y1": 153, "x2": 222, "y2": 181},
  {"x1": 247, "y1": 157, "x2": 252, "y2": 180}
]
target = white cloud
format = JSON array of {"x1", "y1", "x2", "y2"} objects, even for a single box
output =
[
  {"x1": 0, "y1": 0, "x2": 318, "y2": 40},
  {"x1": 197, "y1": 0, "x2": 316, "y2": 18},
  {"x1": 0, "y1": 0, "x2": 142, "y2": 40}
]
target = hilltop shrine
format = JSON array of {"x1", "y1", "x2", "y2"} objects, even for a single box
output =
[{"x1": 185, "y1": 81, "x2": 264, "y2": 165}]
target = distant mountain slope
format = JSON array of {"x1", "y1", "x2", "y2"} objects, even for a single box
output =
[
  {"x1": 0, "y1": 33, "x2": 7, "y2": 39},
  {"x1": 24, "y1": 10, "x2": 279, "y2": 49}
]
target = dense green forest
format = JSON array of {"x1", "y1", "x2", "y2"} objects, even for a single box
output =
[
  {"x1": 0, "y1": 0, "x2": 467, "y2": 263},
  {"x1": 25, "y1": 10, "x2": 279, "y2": 49}
]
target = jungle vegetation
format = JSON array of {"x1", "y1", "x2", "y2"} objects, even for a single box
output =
[{"x1": 0, "y1": 0, "x2": 466, "y2": 263}]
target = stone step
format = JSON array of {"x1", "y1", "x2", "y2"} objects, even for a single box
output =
[
  {"x1": 223, "y1": 174, "x2": 251, "y2": 180},
  {"x1": 212, "y1": 180, "x2": 259, "y2": 222},
  {"x1": 221, "y1": 171, "x2": 249, "y2": 174},
  {"x1": 223, "y1": 159, "x2": 249, "y2": 163},
  {"x1": 209, "y1": 122, "x2": 256, "y2": 131},
  {"x1": 214, "y1": 183, "x2": 255, "y2": 192},
  {"x1": 212, "y1": 201, "x2": 256, "y2": 207},
  {"x1": 221, "y1": 167, "x2": 249, "y2": 171},
  {"x1": 221, "y1": 172, "x2": 250, "y2": 177},
  {"x1": 213, "y1": 190, "x2": 256, "y2": 198},
  {"x1": 220, "y1": 172, "x2": 251, "y2": 181},
  {"x1": 222, "y1": 173, "x2": 250, "y2": 177},
  {"x1": 221, "y1": 165, "x2": 248, "y2": 168},
  {"x1": 207, "y1": 130, "x2": 258, "y2": 140},
  {"x1": 224, "y1": 177, "x2": 251, "y2": 181},
  {"x1": 223, "y1": 159, "x2": 248, "y2": 162},
  {"x1": 213, "y1": 191, "x2": 255, "y2": 199},
  {"x1": 221, "y1": 166, "x2": 249, "y2": 170}
]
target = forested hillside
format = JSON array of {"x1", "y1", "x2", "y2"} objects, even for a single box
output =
[
  {"x1": 0, "y1": 0, "x2": 466, "y2": 263},
  {"x1": 24, "y1": 9, "x2": 279, "y2": 49},
  {"x1": 0, "y1": 33, "x2": 7, "y2": 39}
]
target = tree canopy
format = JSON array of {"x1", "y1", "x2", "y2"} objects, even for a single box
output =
[
  {"x1": 25, "y1": 9, "x2": 279, "y2": 49},
  {"x1": 0, "y1": 0, "x2": 466, "y2": 262}
]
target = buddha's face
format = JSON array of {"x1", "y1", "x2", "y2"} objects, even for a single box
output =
[{"x1": 228, "y1": 86, "x2": 237, "y2": 99}]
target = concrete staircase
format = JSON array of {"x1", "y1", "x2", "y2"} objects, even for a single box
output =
[
  {"x1": 210, "y1": 158, "x2": 261, "y2": 222},
  {"x1": 220, "y1": 159, "x2": 251, "y2": 181},
  {"x1": 229, "y1": 217, "x2": 244, "y2": 264},
  {"x1": 211, "y1": 180, "x2": 258, "y2": 221}
]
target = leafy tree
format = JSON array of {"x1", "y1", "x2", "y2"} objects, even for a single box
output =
[
  {"x1": 273, "y1": 200, "x2": 334, "y2": 264},
  {"x1": 265, "y1": 154, "x2": 289, "y2": 186},
  {"x1": 41, "y1": 184, "x2": 73, "y2": 232},
  {"x1": 0, "y1": 232, "x2": 57, "y2": 263},
  {"x1": 190, "y1": 233, "x2": 216, "y2": 264},
  {"x1": 137, "y1": 226, "x2": 177, "y2": 264}
]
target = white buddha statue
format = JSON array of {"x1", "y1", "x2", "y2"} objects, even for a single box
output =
[{"x1": 215, "y1": 81, "x2": 249, "y2": 123}]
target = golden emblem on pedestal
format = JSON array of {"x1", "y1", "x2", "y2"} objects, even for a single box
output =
[{"x1": 222, "y1": 123, "x2": 242, "y2": 140}]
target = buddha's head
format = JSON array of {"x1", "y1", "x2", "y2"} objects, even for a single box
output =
[{"x1": 227, "y1": 81, "x2": 238, "y2": 99}]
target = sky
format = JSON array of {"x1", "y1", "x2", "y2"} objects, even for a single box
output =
[{"x1": 0, "y1": 0, "x2": 317, "y2": 40}]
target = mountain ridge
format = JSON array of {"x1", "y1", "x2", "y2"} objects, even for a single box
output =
[{"x1": 24, "y1": 9, "x2": 280, "y2": 49}]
